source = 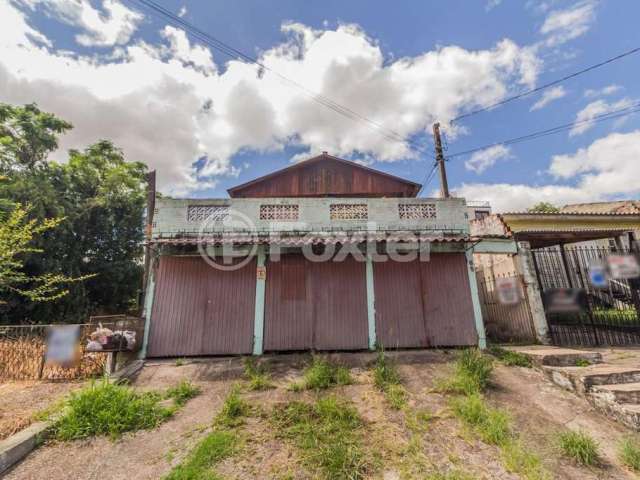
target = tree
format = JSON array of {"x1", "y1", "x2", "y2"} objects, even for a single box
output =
[
  {"x1": 0, "y1": 103, "x2": 147, "y2": 324},
  {"x1": 0, "y1": 204, "x2": 88, "y2": 302},
  {"x1": 527, "y1": 202, "x2": 560, "y2": 213}
]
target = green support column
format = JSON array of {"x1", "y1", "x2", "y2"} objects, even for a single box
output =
[
  {"x1": 365, "y1": 253, "x2": 377, "y2": 350},
  {"x1": 465, "y1": 248, "x2": 487, "y2": 349},
  {"x1": 253, "y1": 246, "x2": 267, "y2": 355},
  {"x1": 139, "y1": 261, "x2": 156, "y2": 359}
]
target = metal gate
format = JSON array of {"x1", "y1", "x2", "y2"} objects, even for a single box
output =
[{"x1": 531, "y1": 246, "x2": 640, "y2": 346}]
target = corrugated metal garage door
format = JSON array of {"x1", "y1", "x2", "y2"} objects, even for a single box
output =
[
  {"x1": 420, "y1": 253, "x2": 477, "y2": 346},
  {"x1": 147, "y1": 256, "x2": 256, "y2": 357},
  {"x1": 264, "y1": 254, "x2": 369, "y2": 351},
  {"x1": 373, "y1": 253, "x2": 477, "y2": 348}
]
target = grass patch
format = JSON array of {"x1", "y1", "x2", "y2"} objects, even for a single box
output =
[
  {"x1": 164, "y1": 430, "x2": 237, "y2": 480},
  {"x1": 501, "y1": 440, "x2": 549, "y2": 480},
  {"x1": 438, "y1": 348, "x2": 493, "y2": 395},
  {"x1": 166, "y1": 380, "x2": 201, "y2": 407},
  {"x1": 619, "y1": 437, "x2": 640, "y2": 472},
  {"x1": 272, "y1": 396, "x2": 369, "y2": 479},
  {"x1": 489, "y1": 346, "x2": 532, "y2": 368},
  {"x1": 452, "y1": 393, "x2": 510, "y2": 446},
  {"x1": 425, "y1": 470, "x2": 475, "y2": 480},
  {"x1": 575, "y1": 359, "x2": 591, "y2": 367},
  {"x1": 557, "y1": 430, "x2": 600, "y2": 466},
  {"x1": 294, "y1": 357, "x2": 353, "y2": 391},
  {"x1": 51, "y1": 380, "x2": 176, "y2": 441},
  {"x1": 372, "y1": 348, "x2": 407, "y2": 409},
  {"x1": 215, "y1": 386, "x2": 250, "y2": 428},
  {"x1": 174, "y1": 358, "x2": 186, "y2": 367},
  {"x1": 243, "y1": 357, "x2": 274, "y2": 391}
]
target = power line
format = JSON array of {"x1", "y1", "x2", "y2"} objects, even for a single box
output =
[
  {"x1": 452, "y1": 46, "x2": 640, "y2": 123},
  {"x1": 447, "y1": 102, "x2": 640, "y2": 159},
  {"x1": 417, "y1": 161, "x2": 439, "y2": 196},
  {"x1": 128, "y1": 0, "x2": 436, "y2": 159}
]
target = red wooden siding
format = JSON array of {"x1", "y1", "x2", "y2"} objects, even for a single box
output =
[
  {"x1": 147, "y1": 256, "x2": 256, "y2": 357},
  {"x1": 373, "y1": 254, "x2": 477, "y2": 348},
  {"x1": 264, "y1": 254, "x2": 369, "y2": 351},
  {"x1": 228, "y1": 154, "x2": 420, "y2": 198},
  {"x1": 420, "y1": 254, "x2": 477, "y2": 346},
  {"x1": 374, "y1": 259, "x2": 428, "y2": 348}
]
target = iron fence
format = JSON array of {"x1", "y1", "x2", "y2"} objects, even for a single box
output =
[{"x1": 532, "y1": 245, "x2": 640, "y2": 346}]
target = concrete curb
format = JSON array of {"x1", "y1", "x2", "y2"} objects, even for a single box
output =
[
  {"x1": 0, "y1": 359, "x2": 146, "y2": 475},
  {"x1": 0, "y1": 422, "x2": 49, "y2": 475}
]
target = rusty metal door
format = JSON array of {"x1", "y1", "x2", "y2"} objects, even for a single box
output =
[
  {"x1": 373, "y1": 259, "x2": 428, "y2": 348},
  {"x1": 147, "y1": 256, "x2": 256, "y2": 357},
  {"x1": 264, "y1": 254, "x2": 369, "y2": 351},
  {"x1": 420, "y1": 253, "x2": 477, "y2": 346}
]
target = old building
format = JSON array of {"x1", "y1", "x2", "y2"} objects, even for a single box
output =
[{"x1": 141, "y1": 153, "x2": 486, "y2": 357}]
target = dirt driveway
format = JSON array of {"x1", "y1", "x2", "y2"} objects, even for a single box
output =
[{"x1": 5, "y1": 351, "x2": 638, "y2": 479}]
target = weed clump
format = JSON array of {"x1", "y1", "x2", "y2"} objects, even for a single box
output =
[
  {"x1": 166, "y1": 380, "x2": 201, "y2": 407},
  {"x1": 243, "y1": 357, "x2": 274, "y2": 391},
  {"x1": 52, "y1": 380, "x2": 175, "y2": 440},
  {"x1": 452, "y1": 393, "x2": 510, "y2": 446},
  {"x1": 439, "y1": 349, "x2": 493, "y2": 395},
  {"x1": 557, "y1": 430, "x2": 600, "y2": 466},
  {"x1": 293, "y1": 357, "x2": 353, "y2": 391},
  {"x1": 372, "y1": 348, "x2": 407, "y2": 409},
  {"x1": 619, "y1": 437, "x2": 640, "y2": 472},
  {"x1": 215, "y1": 386, "x2": 250, "y2": 428},
  {"x1": 164, "y1": 430, "x2": 236, "y2": 480},
  {"x1": 272, "y1": 396, "x2": 368, "y2": 480},
  {"x1": 489, "y1": 346, "x2": 532, "y2": 368},
  {"x1": 575, "y1": 359, "x2": 591, "y2": 367}
]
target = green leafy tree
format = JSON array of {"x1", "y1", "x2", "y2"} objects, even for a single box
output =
[
  {"x1": 0, "y1": 103, "x2": 147, "y2": 324},
  {"x1": 0, "y1": 204, "x2": 89, "y2": 302},
  {"x1": 527, "y1": 202, "x2": 560, "y2": 213}
]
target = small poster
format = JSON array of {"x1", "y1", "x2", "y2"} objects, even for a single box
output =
[
  {"x1": 588, "y1": 262, "x2": 608, "y2": 289},
  {"x1": 607, "y1": 254, "x2": 640, "y2": 280},
  {"x1": 45, "y1": 325, "x2": 80, "y2": 366},
  {"x1": 256, "y1": 266, "x2": 266, "y2": 280},
  {"x1": 496, "y1": 277, "x2": 520, "y2": 305},
  {"x1": 543, "y1": 289, "x2": 587, "y2": 314}
]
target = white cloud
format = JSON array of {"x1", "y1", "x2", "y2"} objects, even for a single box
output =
[
  {"x1": 21, "y1": 0, "x2": 143, "y2": 47},
  {"x1": 178, "y1": 5, "x2": 187, "y2": 18},
  {"x1": 457, "y1": 130, "x2": 640, "y2": 212},
  {"x1": 530, "y1": 85, "x2": 566, "y2": 111},
  {"x1": 0, "y1": 3, "x2": 541, "y2": 195},
  {"x1": 540, "y1": 1, "x2": 597, "y2": 47},
  {"x1": 569, "y1": 98, "x2": 634, "y2": 136},
  {"x1": 584, "y1": 84, "x2": 622, "y2": 98},
  {"x1": 465, "y1": 145, "x2": 512, "y2": 174},
  {"x1": 485, "y1": 0, "x2": 502, "y2": 11}
]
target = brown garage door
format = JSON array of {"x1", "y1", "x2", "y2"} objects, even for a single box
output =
[
  {"x1": 373, "y1": 253, "x2": 477, "y2": 348},
  {"x1": 264, "y1": 254, "x2": 369, "y2": 351},
  {"x1": 147, "y1": 256, "x2": 256, "y2": 357}
]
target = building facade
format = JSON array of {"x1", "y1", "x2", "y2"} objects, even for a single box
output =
[{"x1": 141, "y1": 153, "x2": 486, "y2": 357}]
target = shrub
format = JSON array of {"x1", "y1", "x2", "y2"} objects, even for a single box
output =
[
  {"x1": 488, "y1": 347, "x2": 532, "y2": 368},
  {"x1": 557, "y1": 430, "x2": 600, "y2": 466},
  {"x1": 164, "y1": 430, "x2": 236, "y2": 480},
  {"x1": 166, "y1": 380, "x2": 201, "y2": 407},
  {"x1": 272, "y1": 396, "x2": 367, "y2": 480},
  {"x1": 297, "y1": 357, "x2": 353, "y2": 391},
  {"x1": 619, "y1": 437, "x2": 640, "y2": 472},
  {"x1": 52, "y1": 380, "x2": 174, "y2": 440}
]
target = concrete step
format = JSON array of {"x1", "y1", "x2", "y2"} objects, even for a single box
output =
[
  {"x1": 507, "y1": 346, "x2": 602, "y2": 367},
  {"x1": 580, "y1": 367, "x2": 640, "y2": 391},
  {"x1": 592, "y1": 382, "x2": 640, "y2": 404}
]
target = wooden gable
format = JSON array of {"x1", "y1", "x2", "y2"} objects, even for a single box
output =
[{"x1": 227, "y1": 153, "x2": 421, "y2": 198}]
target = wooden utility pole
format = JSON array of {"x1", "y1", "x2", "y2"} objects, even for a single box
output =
[{"x1": 432, "y1": 123, "x2": 450, "y2": 198}]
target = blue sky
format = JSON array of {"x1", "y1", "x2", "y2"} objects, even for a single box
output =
[{"x1": 1, "y1": 0, "x2": 639, "y2": 210}]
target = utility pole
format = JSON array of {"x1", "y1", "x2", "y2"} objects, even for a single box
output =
[{"x1": 432, "y1": 123, "x2": 450, "y2": 198}]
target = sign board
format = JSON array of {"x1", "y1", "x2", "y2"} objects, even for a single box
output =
[
  {"x1": 588, "y1": 262, "x2": 609, "y2": 289},
  {"x1": 256, "y1": 266, "x2": 266, "y2": 280},
  {"x1": 45, "y1": 325, "x2": 80, "y2": 365},
  {"x1": 496, "y1": 277, "x2": 521, "y2": 305},
  {"x1": 607, "y1": 254, "x2": 640, "y2": 280},
  {"x1": 543, "y1": 289, "x2": 587, "y2": 314}
]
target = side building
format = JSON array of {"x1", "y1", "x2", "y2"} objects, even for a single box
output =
[{"x1": 141, "y1": 153, "x2": 486, "y2": 357}]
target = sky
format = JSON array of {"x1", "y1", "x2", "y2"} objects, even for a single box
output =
[{"x1": 1, "y1": 0, "x2": 639, "y2": 211}]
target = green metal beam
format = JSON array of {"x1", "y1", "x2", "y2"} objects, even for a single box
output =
[{"x1": 253, "y1": 246, "x2": 267, "y2": 355}]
